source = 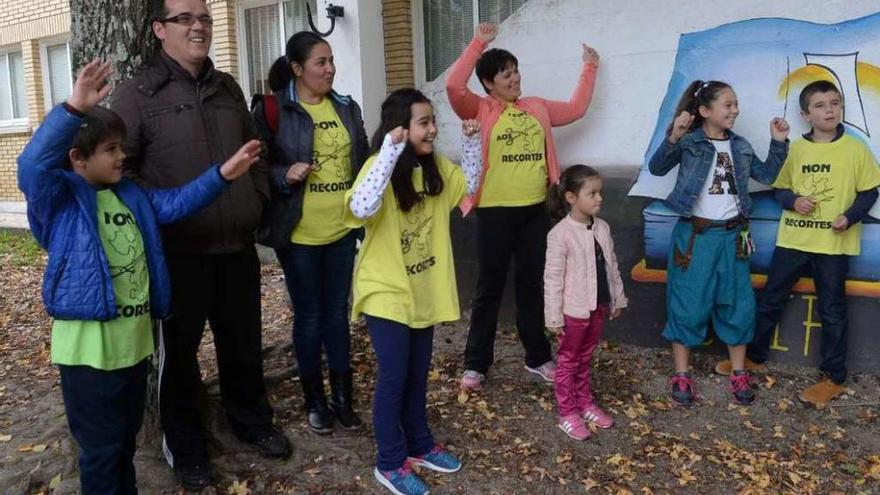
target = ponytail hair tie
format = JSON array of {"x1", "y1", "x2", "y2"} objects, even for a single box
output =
[{"x1": 693, "y1": 81, "x2": 710, "y2": 97}]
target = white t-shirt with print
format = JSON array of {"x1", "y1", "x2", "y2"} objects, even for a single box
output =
[{"x1": 690, "y1": 138, "x2": 740, "y2": 220}]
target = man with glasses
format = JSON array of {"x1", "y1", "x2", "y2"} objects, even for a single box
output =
[{"x1": 111, "y1": 0, "x2": 288, "y2": 491}]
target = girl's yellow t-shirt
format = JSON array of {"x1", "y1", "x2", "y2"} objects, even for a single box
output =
[
  {"x1": 344, "y1": 154, "x2": 466, "y2": 328},
  {"x1": 480, "y1": 104, "x2": 548, "y2": 207},
  {"x1": 293, "y1": 98, "x2": 353, "y2": 245}
]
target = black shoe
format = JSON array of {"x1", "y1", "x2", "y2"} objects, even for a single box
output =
[
  {"x1": 301, "y1": 372, "x2": 334, "y2": 434},
  {"x1": 175, "y1": 463, "x2": 213, "y2": 492},
  {"x1": 252, "y1": 426, "x2": 292, "y2": 459},
  {"x1": 729, "y1": 370, "x2": 755, "y2": 405},
  {"x1": 329, "y1": 369, "x2": 364, "y2": 430}
]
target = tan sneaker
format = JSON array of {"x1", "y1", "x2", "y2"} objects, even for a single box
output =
[
  {"x1": 798, "y1": 379, "x2": 845, "y2": 406},
  {"x1": 714, "y1": 357, "x2": 767, "y2": 376}
]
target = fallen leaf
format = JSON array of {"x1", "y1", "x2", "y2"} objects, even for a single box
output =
[
  {"x1": 49, "y1": 474, "x2": 61, "y2": 490},
  {"x1": 0, "y1": 434, "x2": 11, "y2": 442},
  {"x1": 31, "y1": 444, "x2": 47, "y2": 452},
  {"x1": 763, "y1": 375, "x2": 776, "y2": 390},
  {"x1": 227, "y1": 479, "x2": 251, "y2": 495},
  {"x1": 457, "y1": 390, "x2": 468, "y2": 404}
]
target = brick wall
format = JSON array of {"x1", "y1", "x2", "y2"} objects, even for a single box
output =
[
  {"x1": 0, "y1": 134, "x2": 27, "y2": 200},
  {"x1": 383, "y1": 0, "x2": 414, "y2": 91}
]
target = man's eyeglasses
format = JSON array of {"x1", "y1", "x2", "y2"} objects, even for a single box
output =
[{"x1": 156, "y1": 13, "x2": 214, "y2": 26}]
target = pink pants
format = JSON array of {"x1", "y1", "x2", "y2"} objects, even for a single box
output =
[{"x1": 554, "y1": 305, "x2": 608, "y2": 417}]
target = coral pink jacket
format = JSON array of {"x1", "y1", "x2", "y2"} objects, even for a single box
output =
[
  {"x1": 544, "y1": 215, "x2": 628, "y2": 328},
  {"x1": 445, "y1": 36, "x2": 598, "y2": 215}
]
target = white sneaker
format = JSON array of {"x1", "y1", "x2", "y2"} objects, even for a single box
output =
[{"x1": 524, "y1": 361, "x2": 556, "y2": 382}]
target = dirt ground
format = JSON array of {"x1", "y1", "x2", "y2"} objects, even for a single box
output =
[{"x1": 1, "y1": 232, "x2": 879, "y2": 494}]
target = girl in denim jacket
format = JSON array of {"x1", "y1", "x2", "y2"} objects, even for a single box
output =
[{"x1": 648, "y1": 80, "x2": 790, "y2": 407}]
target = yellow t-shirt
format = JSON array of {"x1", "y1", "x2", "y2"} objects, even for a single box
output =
[
  {"x1": 344, "y1": 154, "x2": 467, "y2": 328},
  {"x1": 773, "y1": 134, "x2": 880, "y2": 255},
  {"x1": 52, "y1": 190, "x2": 154, "y2": 370},
  {"x1": 292, "y1": 97, "x2": 353, "y2": 245},
  {"x1": 480, "y1": 104, "x2": 548, "y2": 207}
]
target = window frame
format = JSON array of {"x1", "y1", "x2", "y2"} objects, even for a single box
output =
[
  {"x1": 412, "y1": 0, "x2": 480, "y2": 86},
  {"x1": 0, "y1": 46, "x2": 29, "y2": 132},
  {"x1": 39, "y1": 35, "x2": 73, "y2": 113},
  {"x1": 412, "y1": 0, "x2": 528, "y2": 86},
  {"x1": 236, "y1": 0, "x2": 287, "y2": 101}
]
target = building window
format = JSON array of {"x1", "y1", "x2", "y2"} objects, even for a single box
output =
[
  {"x1": 420, "y1": 0, "x2": 529, "y2": 82},
  {"x1": 239, "y1": 0, "x2": 316, "y2": 99},
  {"x1": 43, "y1": 41, "x2": 72, "y2": 109},
  {"x1": 0, "y1": 51, "x2": 27, "y2": 124}
]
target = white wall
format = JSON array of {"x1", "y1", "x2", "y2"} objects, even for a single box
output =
[
  {"x1": 420, "y1": 0, "x2": 880, "y2": 166},
  {"x1": 316, "y1": 0, "x2": 386, "y2": 134}
]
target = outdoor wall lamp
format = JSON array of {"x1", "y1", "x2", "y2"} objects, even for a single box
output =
[{"x1": 306, "y1": 3, "x2": 345, "y2": 37}]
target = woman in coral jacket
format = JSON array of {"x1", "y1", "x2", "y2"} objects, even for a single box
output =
[{"x1": 445, "y1": 22, "x2": 600, "y2": 390}]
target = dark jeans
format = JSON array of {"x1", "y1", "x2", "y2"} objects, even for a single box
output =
[
  {"x1": 276, "y1": 232, "x2": 357, "y2": 376},
  {"x1": 366, "y1": 315, "x2": 435, "y2": 471},
  {"x1": 60, "y1": 359, "x2": 148, "y2": 495},
  {"x1": 465, "y1": 203, "x2": 551, "y2": 373},
  {"x1": 748, "y1": 246, "x2": 850, "y2": 383},
  {"x1": 159, "y1": 246, "x2": 274, "y2": 469}
]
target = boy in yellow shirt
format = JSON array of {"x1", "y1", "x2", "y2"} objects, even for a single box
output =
[{"x1": 718, "y1": 81, "x2": 880, "y2": 405}]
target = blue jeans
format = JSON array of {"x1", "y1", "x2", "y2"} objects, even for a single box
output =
[
  {"x1": 366, "y1": 315, "x2": 435, "y2": 471},
  {"x1": 59, "y1": 359, "x2": 148, "y2": 495},
  {"x1": 748, "y1": 246, "x2": 849, "y2": 383},
  {"x1": 276, "y1": 231, "x2": 356, "y2": 376}
]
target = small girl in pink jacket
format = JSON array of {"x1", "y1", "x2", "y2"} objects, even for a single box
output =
[{"x1": 544, "y1": 165, "x2": 628, "y2": 441}]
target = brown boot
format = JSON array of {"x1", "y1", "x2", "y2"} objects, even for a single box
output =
[
  {"x1": 798, "y1": 379, "x2": 845, "y2": 406},
  {"x1": 714, "y1": 357, "x2": 767, "y2": 376}
]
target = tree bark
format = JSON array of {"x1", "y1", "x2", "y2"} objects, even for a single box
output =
[{"x1": 69, "y1": 0, "x2": 159, "y2": 87}]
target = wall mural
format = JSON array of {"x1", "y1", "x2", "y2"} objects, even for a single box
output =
[{"x1": 629, "y1": 12, "x2": 880, "y2": 297}]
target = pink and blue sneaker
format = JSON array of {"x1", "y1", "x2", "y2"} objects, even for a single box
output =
[
  {"x1": 407, "y1": 444, "x2": 462, "y2": 473},
  {"x1": 374, "y1": 463, "x2": 430, "y2": 495}
]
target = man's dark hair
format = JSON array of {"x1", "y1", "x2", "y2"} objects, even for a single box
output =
[
  {"x1": 799, "y1": 80, "x2": 842, "y2": 112},
  {"x1": 149, "y1": 0, "x2": 207, "y2": 22},
  {"x1": 475, "y1": 48, "x2": 518, "y2": 94},
  {"x1": 67, "y1": 106, "x2": 127, "y2": 169}
]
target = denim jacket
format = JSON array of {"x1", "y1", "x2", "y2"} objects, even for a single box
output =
[{"x1": 648, "y1": 127, "x2": 789, "y2": 217}]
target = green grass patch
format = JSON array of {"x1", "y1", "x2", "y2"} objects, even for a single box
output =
[{"x1": 0, "y1": 228, "x2": 44, "y2": 267}]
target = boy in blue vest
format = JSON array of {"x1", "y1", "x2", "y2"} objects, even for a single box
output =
[{"x1": 17, "y1": 59, "x2": 261, "y2": 494}]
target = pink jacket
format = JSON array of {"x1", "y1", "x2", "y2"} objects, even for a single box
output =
[
  {"x1": 445, "y1": 36, "x2": 598, "y2": 216},
  {"x1": 544, "y1": 215, "x2": 628, "y2": 327}
]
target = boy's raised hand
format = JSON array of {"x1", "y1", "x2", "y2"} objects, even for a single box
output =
[
  {"x1": 220, "y1": 140, "x2": 262, "y2": 181},
  {"x1": 669, "y1": 111, "x2": 694, "y2": 143},
  {"x1": 475, "y1": 23, "x2": 497, "y2": 43},
  {"x1": 462, "y1": 119, "x2": 480, "y2": 137},
  {"x1": 67, "y1": 59, "x2": 113, "y2": 113},
  {"x1": 770, "y1": 117, "x2": 790, "y2": 142},
  {"x1": 582, "y1": 44, "x2": 600, "y2": 66},
  {"x1": 388, "y1": 126, "x2": 408, "y2": 145}
]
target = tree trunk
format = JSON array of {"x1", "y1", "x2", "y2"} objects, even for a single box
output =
[{"x1": 69, "y1": 0, "x2": 158, "y2": 88}]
